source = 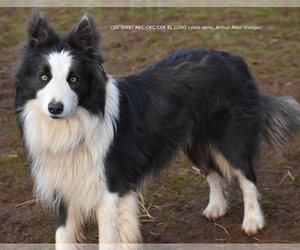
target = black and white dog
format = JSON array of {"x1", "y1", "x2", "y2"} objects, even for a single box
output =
[{"x1": 14, "y1": 11, "x2": 300, "y2": 245}]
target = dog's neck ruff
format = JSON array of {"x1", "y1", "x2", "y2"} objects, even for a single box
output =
[{"x1": 21, "y1": 77, "x2": 119, "y2": 216}]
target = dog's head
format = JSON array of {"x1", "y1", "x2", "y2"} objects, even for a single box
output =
[{"x1": 14, "y1": 11, "x2": 107, "y2": 120}]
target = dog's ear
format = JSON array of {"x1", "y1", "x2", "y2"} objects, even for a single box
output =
[
  {"x1": 64, "y1": 13, "x2": 101, "y2": 54},
  {"x1": 27, "y1": 11, "x2": 59, "y2": 48}
]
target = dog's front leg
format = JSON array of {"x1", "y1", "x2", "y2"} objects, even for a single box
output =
[
  {"x1": 97, "y1": 192, "x2": 120, "y2": 246},
  {"x1": 56, "y1": 201, "x2": 83, "y2": 250},
  {"x1": 118, "y1": 191, "x2": 141, "y2": 244}
]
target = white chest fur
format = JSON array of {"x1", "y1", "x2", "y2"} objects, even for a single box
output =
[{"x1": 20, "y1": 78, "x2": 120, "y2": 217}]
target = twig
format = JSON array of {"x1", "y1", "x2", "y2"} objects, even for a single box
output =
[
  {"x1": 8, "y1": 154, "x2": 18, "y2": 158},
  {"x1": 192, "y1": 166, "x2": 201, "y2": 175},
  {"x1": 139, "y1": 214, "x2": 150, "y2": 218},
  {"x1": 138, "y1": 193, "x2": 154, "y2": 219},
  {"x1": 0, "y1": 182, "x2": 5, "y2": 186},
  {"x1": 259, "y1": 170, "x2": 287, "y2": 173},
  {"x1": 280, "y1": 173, "x2": 289, "y2": 184},
  {"x1": 283, "y1": 166, "x2": 294, "y2": 170},
  {"x1": 214, "y1": 223, "x2": 230, "y2": 236},
  {"x1": 149, "y1": 187, "x2": 163, "y2": 197},
  {"x1": 15, "y1": 199, "x2": 39, "y2": 208},
  {"x1": 225, "y1": 224, "x2": 238, "y2": 230},
  {"x1": 147, "y1": 202, "x2": 153, "y2": 211},
  {"x1": 287, "y1": 170, "x2": 295, "y2": 180},
  {"x1": 140, "y1": 219, "x2": 155, "y2": 222},
  {"x1": 252, "y1": 236, "x2": 260, "y2": 242},
  {"x1": 280, "y1": 170, "x2": 295, "y2": 184},
  {"x1": 161, "y1": 203, "x2": 177, "y2": 208},
  {"x1": 191, "y1": 166, "x2": 206, "y2": 178}
]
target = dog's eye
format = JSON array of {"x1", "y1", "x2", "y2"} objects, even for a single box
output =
[
  {"x1": 41, "y1": 75, "x2": 48, "y2": 81},
  {"x1": 70, "y1": 77, "x2": 77, "y2": 83}
]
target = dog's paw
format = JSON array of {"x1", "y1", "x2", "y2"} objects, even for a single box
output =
[
  {"x1": 242, "y1": 215, "x2": 265, "y2": 236},
  {"x1": 203, "y1": 202, "x2": 227, "y2": 220}
]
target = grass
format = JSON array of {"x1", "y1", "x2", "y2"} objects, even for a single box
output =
[
  {"x1": 0, "y1": 154, "x2": 29, "y2": 196},
  {"x1": 27, "y1": 218, "x2": 40, "y2": 227},
  {"x1": 260, "y1": 199, "x2": 277, "y2": 210},
  {"x1": 141, "y1": 163, "x2": 209, "y2": 227},
  {"x1": 145, "y1": 31, "x2": 165, "y2": 45},
  {"x1": 146, "y1": 168, "x2": 208, "y2": 198},
  {"x1": 16, "y1": 226, "x2": 22, "y2": 233},
  {"x1": 46, "y1": 233, "x2": 56, "y2": 244},
  {"x1": 0, "y1": 155, "x2": 25, "y2": 170}
]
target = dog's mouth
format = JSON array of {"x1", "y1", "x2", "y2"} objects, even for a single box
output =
[
  {"x1": 50, "y1": 115, "x2": 62, "y2": 120},
  {"x1": 49, "y1": 113, "x2": 71, "y2": 121}
]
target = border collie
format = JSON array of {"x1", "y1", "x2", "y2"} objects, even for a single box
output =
[{"x1": 14, "y1": 11, "x2": 300, "y2": 246}]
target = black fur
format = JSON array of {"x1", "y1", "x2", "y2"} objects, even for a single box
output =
[
  {"x1": 105, "y1": 49, "x2": 263, "y2": 193},
  {"x1": 56, "y1": 199, "x2": 68, "y2": 229}
]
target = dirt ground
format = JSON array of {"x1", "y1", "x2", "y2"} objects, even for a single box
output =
[{"x1": 0, "y1": 7, "x2": 300, "y2": 244}]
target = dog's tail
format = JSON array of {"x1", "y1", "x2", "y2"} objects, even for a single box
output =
[{"x1": 260, "y1": 94, "x2": 300, "y2": 147}]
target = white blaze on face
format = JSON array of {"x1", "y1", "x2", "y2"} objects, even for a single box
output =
[{"x1": 37, "y1": 51, "x2": 78, "y2": 120}]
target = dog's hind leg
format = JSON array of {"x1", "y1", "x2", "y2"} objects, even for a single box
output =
[
  {"x1": 55, "y1": 201, "x2": 84, "y2": 250},
  {"x1": 211, "y1": 147, "x2": 264, "y2": 236},
  {"x1": 185, "y1": 141, "x2": 227, "y2": 220},
  {"x1": 236, "y1": 170, "x2": 264, "y2": 236},
  {"x1": 118, "y1": 191, "x2": 141, "y2": 244},
  {"x1": 203, "y1": 171, "x2": 227, "y2": 220}
]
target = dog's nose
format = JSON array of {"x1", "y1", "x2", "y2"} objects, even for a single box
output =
[{"x1": 48, "y1": 101, "x2": 64, "y2": 115}]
